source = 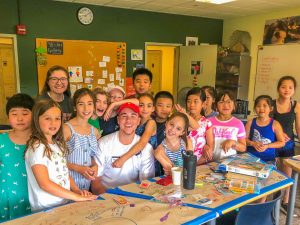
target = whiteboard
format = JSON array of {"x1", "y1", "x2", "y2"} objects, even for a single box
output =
[{"x1": 254, "y1": 44, "x2": 300, "y2": 101}]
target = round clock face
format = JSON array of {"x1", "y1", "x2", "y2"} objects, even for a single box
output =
[{"x1": 77, "y1": 7, "x2": 94, "y2": 25}]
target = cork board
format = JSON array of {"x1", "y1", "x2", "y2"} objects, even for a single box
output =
[
  {"x1": 36, "y1": 38, "x2": 126, "y2": 95},
  {"x1": 3, "y1": 194, "x2": 212, "y2": 225}
]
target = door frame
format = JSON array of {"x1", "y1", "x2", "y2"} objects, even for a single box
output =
[
  {"x1": 0, "y1": 34, "x2": 20, "y2": 92},
  {"x1": 145, "y1": 42, "x2": 182, "y2": 97}
]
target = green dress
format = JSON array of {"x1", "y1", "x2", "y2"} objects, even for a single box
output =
[
  {"x1": 0, "y1": 132, "x2": 31, "y2": 222},
  {"x1": 88, "y1": 117, "x2": 103, "y2": 135}
]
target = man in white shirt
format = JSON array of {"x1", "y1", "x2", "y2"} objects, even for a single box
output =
[{"x1": 92, "y1": 102, "x2": 155, "y2": 194}]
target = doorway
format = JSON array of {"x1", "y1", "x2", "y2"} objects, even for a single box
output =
[
  {"x1": 0, "y1": 35, "x2": 20, "y2": 124},
  {"x1": 145, "y1": 43, "x2": 181, "y2": 97}
]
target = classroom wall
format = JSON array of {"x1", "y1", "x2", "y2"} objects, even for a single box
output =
[
  {"x1": 0, "y1": 0, "x2": 223, "y2": 96},
  {"x1": 146, "y1": 46, "x2": 175, "y2": 94},
  {"x1": 223, "y1": 7, "x2": 300, "y2": 111}
]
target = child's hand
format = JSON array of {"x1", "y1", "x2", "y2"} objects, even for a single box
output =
[
  {"x1": 79, "y1": 166, "x2": 96, "y2": 180},
  {"x1": 75, "y1": 194, "x2": 98, "y2": 202},
  {"x1": 252, "y1": 141, "x2": 264, "y2": 151},
  {"x1": 112, "y1": 157, "x2": 126, "y2": 168},
  {"x1": 175, "y1": 104, "x2": 187, "y2": 114},
  {"x1": 221, "y1": 139, "x2": 236, "y2": 153},
  {"x1": 79, "y1": 189, "x2": 93, "y2": 197},
  {"x1": 255, "y1": 143, "x2": 269, "y2": 152},
  {"x1": 103, "y1": 103, "x2": 116, "y2": 121},
  {"x1": 202, "y1": 145, "x2": 213, "y2": 162},
  {"x1": 283, "y1": 133, "x2": 291, "y2": 142},
  {"x1": 90, "y1": 165, "x2": 98, "y2": 178}
]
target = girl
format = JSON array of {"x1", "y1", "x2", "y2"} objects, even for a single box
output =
[
  {"x1": 88, "y1": 88, "x2": 109, "y2": 135},
  {"x1": 112, "y1": 93, "x2": 157, "y2": 168},
  {"x1": 64, "y1": 88, "x2": 100, "y2": 191},
  {"x1": 175, "y1": 87, "x2": 214, "y2": 164},
  {"x1": 201, "y1": 86, "x2": 218, "y2": 118},
  {"x1": 209, "y1": 91, "x2": 247, "y2": 161},
  {"x1": 25, "y1": 99, "x2": 97, "y2": 212},
  {"x1": 272, "y1": 76, "x2": 300, "y2": 213},
  {"x1": 0, "y1": 94, "x2": 34, "y2": 222},
  {"x1": 154, "y1": 112, "x2": 193, "y2": 175},
  {"x1": 246, "y1": 95, "x2": 285, "y2": 164}
]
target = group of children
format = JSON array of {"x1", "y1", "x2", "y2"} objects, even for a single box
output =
[{"x1": 1, "y1": 66, "x2": 299, "y2": 221}]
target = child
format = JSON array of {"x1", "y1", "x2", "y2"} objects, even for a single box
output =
[
  {"x1": 88, "y1": 88, "x2": 109, "y2": 135},
  {"x1": 127, "y1": 68, "x2": 153, "y2": 98},
  {"x1": 201, "y1": 86, "x2": 218, "y2": 118},
  {"x1": 175, "y1": 87, "x2": 214, "y2": 164},
  {"x1": 0, "y1": 94, "x2": 34, "y2": 222},
  {"x1": 112, "y1": 93, "x2": 157, "y2": 168},
  {"x1": 209, "y1": 91, "x2": 246, "y2": 161},
  {"x1": 245, "y1": 95, "x2": 285, "y2": 164},
  {"x1": 154, "y1": 91, "x2": 174, "y2": 146},
  {"x1": 64, "y1": 88, "x2": 100, "y2": 191},
  {"x1": 25, "y1": 99, "x2": 97, "y2": 212},
  {"x1": 272, "y1": 76, "x2": 300, "y2": 213},
  {"x1": 154, "y1": 112, "x2": 193, "y2": 175}
]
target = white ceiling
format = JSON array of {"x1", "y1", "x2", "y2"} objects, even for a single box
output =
[{"x1": 56, "y1": 0, "x2": 300, "y2": 19}]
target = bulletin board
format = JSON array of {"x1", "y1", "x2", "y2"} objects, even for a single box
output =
[
  {"x1": 254, "y1": 44, "x2": 300, "y2": 100},
  {"x1": 36, "y1": 38, "x2": 126, "y2": 95}
]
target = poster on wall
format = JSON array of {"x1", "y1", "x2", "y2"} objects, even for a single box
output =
[
  {"x1": 191, "y1": 61, "x2": 203, "y2": 75},
  {"x1": 263, "y1": 15, "x2": 300, "y2": 45},
  {"x1": 131, "y1": 49, "x2": 143, "y2": 60},
  {"x1": 186, "y1": 36, "x2": 198, "y2": 46},
  {"x1": 68, "y1": 66, "x2": 83, "y2": 83}
]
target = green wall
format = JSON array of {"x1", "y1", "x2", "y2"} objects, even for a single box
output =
[{"x1": 0, "y1": 0, "x2": 223, "y2": 96}]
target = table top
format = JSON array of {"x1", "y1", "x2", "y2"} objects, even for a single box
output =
[
  {"x1": 108, "y1": 164, "x2": 293, "y2": 216},
  {"x1": 3, "y1": 193, "x2": 216, "y2": 225},
  {"x1": 284, "y1": 156, "x2": 300, "y2": 173}
]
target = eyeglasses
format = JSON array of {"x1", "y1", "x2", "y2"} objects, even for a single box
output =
[{"x1": 49, "y1": 77, "x2": 68, "y2": 83}]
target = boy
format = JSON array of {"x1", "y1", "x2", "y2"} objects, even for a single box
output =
[
  {"x1": 127, "y1": 68, "x2": 153, "y2": 98},
  {"x1": 154, "y1": 91, "x2": 174, "y2": 176},
  {"x1": 0, "y1": 93, "x2": 34, "y2": 222}
]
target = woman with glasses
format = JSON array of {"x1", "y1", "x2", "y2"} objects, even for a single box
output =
[{"x1": 36, "y1": 65, "x2": 74, "y2": 122}]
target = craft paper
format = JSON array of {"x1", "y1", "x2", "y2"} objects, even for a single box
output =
[
  {"x1": 68, "y1": 66, "x2": 83, "y2": 83},
  {"x1": 102, "y1": 70, "x2": 108, "y2": 78},
  {"x1": 107, "y1": 83, "x2": 114, "y2": 88},
  {"x1": 98, "y1": 79, "x2": 105, "y2": 85},
  {"x1": 103, "y1": 56, "x2": 110, "y2": 62},
  {"x1": 99, "y1": 61, "x2": 106, "y2": 67},
  {"x1": 86, "y1": 70, "x2": 94, "y2": 76},
  {"x1": 70, "y1": 84, "x2": 77, "y2": 97},
  {"x1": 109, "y1": 73, "x2": 114, "y2": 82},
  {"x1": 115, "y1": 67, "x2": 123, "y2": 73},
  {"x1": 119, "y1": 78, "x2": 124, "y2": 86},
  {"x1": 84, "y1": 77, "x2": 94, "y2": 84},
  {"x1": 116, "y1": 72, "x2": 121, "y2": 81},
  {"x1": 77, "y1": 84, "x2": 82, "y2": 89}
]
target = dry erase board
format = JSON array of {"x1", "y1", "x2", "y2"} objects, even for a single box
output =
[
  {"x1": 36, "y1": 38, "x2": 126, "y2": 95},
  {"x1": 254, "y1": 44, "x2": 300, "y2": 101}
]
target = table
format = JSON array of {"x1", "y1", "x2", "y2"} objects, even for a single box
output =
[
  {"x1": 2, "y1": 193, "x2": 216, "y2": 225},
  {"x1": 284, "y1": 156, "x2": 300, "y2": 225},
  {"x1": 108, "y1": 164, "x2": 293, "y2": 225}
]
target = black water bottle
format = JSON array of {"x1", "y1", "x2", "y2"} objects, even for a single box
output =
[{"x1": 183, "y1": 150, "x2": 197, "y2": 190}]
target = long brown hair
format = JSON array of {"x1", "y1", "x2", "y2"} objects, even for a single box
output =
[
  {"x1": 167, "y1": 112, "x2": 189, "y2": 146},
  {"x1": 40, "y1": 65, "x2": 71, "y2": 97},
  {"x1": 26, "y1": 99, "x2": 68, "y2": 159}
]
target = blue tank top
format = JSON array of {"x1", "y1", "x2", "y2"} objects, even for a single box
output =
[
  {"x1": 135, "y1": 119, "x2": 157, "y2": 148},
  {"x1": 162, "y1": 138, "x2": 186, "y2": 167},
  {"x1": 247, "y1": 118, "x2": 276, "y2": 162}
]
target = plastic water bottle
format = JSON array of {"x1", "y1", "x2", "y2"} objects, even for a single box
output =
[{"x1": 182, "y1": 150, "x2": 197, "y2": 190}]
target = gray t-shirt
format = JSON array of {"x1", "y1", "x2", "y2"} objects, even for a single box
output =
[{"x1": 36, "y1": 93, "x2": 74, "y2": 122}]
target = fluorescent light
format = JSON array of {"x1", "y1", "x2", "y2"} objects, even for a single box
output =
[{"x1": 195, "y1": 0, "x2": 236, "y2": 4}]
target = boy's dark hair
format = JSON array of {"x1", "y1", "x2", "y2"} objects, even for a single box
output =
[
  {"x1": 154, "y1": 91, "x2": 174, "y2": 105},
  {"x1": 132, "y1": 68, "x2": 153, "y2": 83},
  {"x1": 186, "y1": 87, "x2": 206, "y2": 103},
  {"x1": 6, "y1": 93, "x2": 35, "y2": 115}
]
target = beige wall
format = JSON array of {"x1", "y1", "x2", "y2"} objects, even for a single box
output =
[
  {"x1": 147, "y1": 46, "x2": 175, "y2": 93},
  {"x1": 223, "y1": 7, "x2": 300, "y2": 111}
]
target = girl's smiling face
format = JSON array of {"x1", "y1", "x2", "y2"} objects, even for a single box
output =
[
  {"x1": 278, "y1": 79, "x2": 295, "y2": 99},
  {"x1": 139, "y1": 95, "x2": 154, "y2": 120},
  {"x1": 95, "y1": 94, "x2": 108, "y2": 117},
  {"x1": 165, "y1": 116, "x2": 186, "y2": 139},
  {"x1": 217, "y1": 94, "x2": 235, "y2": 116},
  {"x1": 39, "y1": 106, "x2": 62, "y2": 142}
]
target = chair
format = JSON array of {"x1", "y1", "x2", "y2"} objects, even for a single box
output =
[{"x1": 234, "y1": 191, "x2": 283, "y2": 225}]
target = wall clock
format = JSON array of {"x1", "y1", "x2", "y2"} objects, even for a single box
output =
[{"x1": 77, "y1": 7, "x2": 93, "y2": 25}]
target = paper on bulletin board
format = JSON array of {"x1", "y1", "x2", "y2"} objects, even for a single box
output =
[
  {"x1": 102, "y1": 70, "x2": 108, "y2": 78},
  {"x1": 109, "y1": 74, "x2": 114, "y2": 82},
  {"x1": 77, "y1": 84, "x2": 82, "y2": 89},
  {"x1": 116, "y1": 72, "x2": 121, "y2": 81},
  {"x1": 68, "y1": 66, "x2": 83, "y2": 83},
  {"x1": 70, "y1": 84, "x2": 77, "y2": 97},
  {"x1": 84, "y1": 77, "x2": 93, "y2": 84},
  {"x1": 99, "y1": 62, "x2": 106, "y2": 67},
  {"x1": 119, "y1": 78, "x2": 124, "y2": 86},
  {"x1": 115, "y1": 67, "x2": 122, "y2": 73},
  {"x1": 103, "y1": 56, "x2": 110, "y2": 62},
  {"x1": 131, "y1": 49, "x2": 143, "y2": 60},
  {"x1": 98, "y1": 79, "x2": 105, "y2": 85},
  {"x1": 86, "y1": 70, "x2": 94, "y2": 76}
]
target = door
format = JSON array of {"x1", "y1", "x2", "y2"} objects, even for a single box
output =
[
  {"x1": 0, "y1": 44, "x2": 17, "y2": 124},
  {"x1": 146, "y1": 50, "x2": 162, "y2": 96},
  {"x1": 177, "y1": 45, "x2": 218, "y2": 92}
]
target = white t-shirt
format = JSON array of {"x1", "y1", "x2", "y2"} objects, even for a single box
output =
[
  {"x1": 95, "y1": 131, "x2": 155, "y2": 188},
  {"x1": 25, "y1": 142, "x2": 70, "y2": 212}
]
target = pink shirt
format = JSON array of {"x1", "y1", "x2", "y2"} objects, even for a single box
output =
[
  {"x1": 209, "y1": 116, "x2": 246, "y2": 161},
  {"x1": 189, "y1": 116, "x2": 212, "y2": 160}
]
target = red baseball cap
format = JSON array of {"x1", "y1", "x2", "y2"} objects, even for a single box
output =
[{"x1": 117, "y1": 102, "x2": 140, "y2": 115}]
